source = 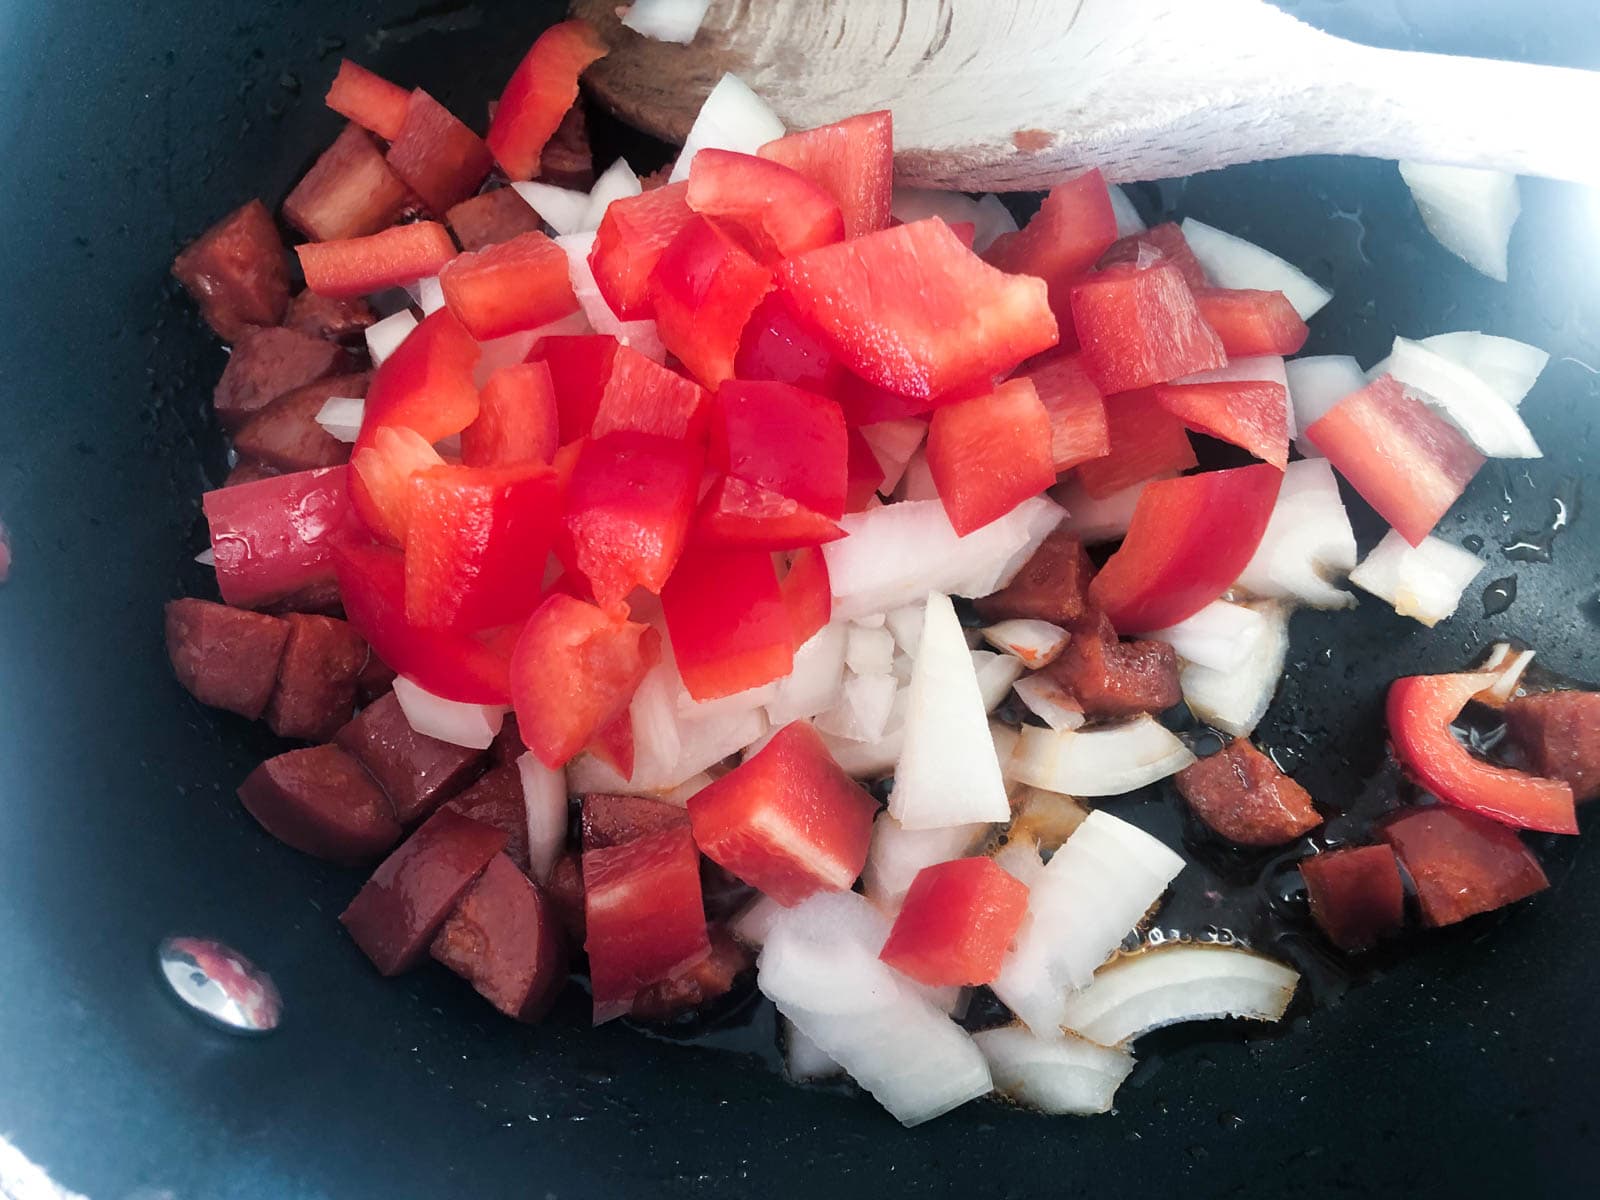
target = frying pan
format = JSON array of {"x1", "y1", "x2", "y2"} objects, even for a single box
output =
[{"x1": 1, "y1": 1, "x2": 1597, "y2": 1196}]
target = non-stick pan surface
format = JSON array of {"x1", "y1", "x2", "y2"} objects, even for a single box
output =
[{"x1": 1, "y1": 1, "x2": 1597, "y2": 1196}]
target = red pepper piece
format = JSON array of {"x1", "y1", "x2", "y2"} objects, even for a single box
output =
[
  {"x1": 1155, "y1": 379, "x2": 1291, "y2": 469},
  {"x1": 987, "y1": 170, "x2": 1119, "y2": 314},
  {"x1": 324, "y1": 59, "x2": 411, "y2": 141},
  {"x1": 1023, "y1": 353, "x2": 1109, "y2": 472},
  {"x1": 710, "y1": 380, "x2": 849, "y2": 520},
  {"x1": 486, "y1": 19, "x2": 608, "y2": 181},
  {"x1": 692, "y1": 476, "x2": 845, "y2": 551},
  {"x1": 1097, "y1": 222, "x2": 1208, "y2": 291},
  {"x1": 649, "y1": 215, "x2": 774, "y2": 389},
  {"x1": 297, "y1": 222, "x2": 458, "y2": 300},
  {"x1": 385, "y1": 89, "x2": 493, "y2": 215},
  {"x1": 687, "y1": 148, "x2": 844, "y2": 264},
  {"x1": 780, "y1": 546, "x2": 832, "y2": 647},
  {"x1": 1074, "y1": 387, "x2": 1197, "y2": 500},
  {"x1": 661, "y1": 546, "x2": 794, "y2": 702},
  {"x1": 1192, "y1": 288, "x2": 1309, "y2": 357},
  {"x1": 203, "y1": 466, "x2": 359, "y2": 609},
  {"x1": 283, "y1": 124, "x2": 411, "y2": 242},
  {"x1": 926, "y1": 377, "x2": 1057, "y2": 536},
  {"x1": 879, "y1": 858, "x2": 1030, "y2": 987},
  {"x1": 588, "y1": 182, "x2": 695, "y2": 319},
  {"x1": 462, "y1": 362, "x2": 560, "y2": 468},
  {"x1": 758, "y1": 110, "x2": 893, "y2": 239},
  {"x1": 591, "y1": 344, "x2": 711, "y2": 443},
  {"x1": 1070, "y1": 261, "x2": 1227, "y2": 394},
  {"x1": 439, "y1": 230, "x2": 578, "y2": 340}
]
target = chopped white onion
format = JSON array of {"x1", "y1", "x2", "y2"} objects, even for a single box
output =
[
  {"x1": 516, "y1": 752, "x2": 567, "y2": 884},
  {"x1": 1175, "y1": 353, "x2": 1288, "y2": 390},
  {"x1": 1005, "y1": 719, "x2": 1195, "y2": 797},
  {"x1": 894, "y1": 449, "x2": 939, "y2": 502},
  {"x1": 1349, "y1": 529, "x2": 1485, "y2": 627},
  {"x1": 989, "y1": 720, "x2": 1020, "y2": 772},
  {"x1": 553, "y1": 231, "x2": 667, "y2": 360},
  {"x1": 1482, "y1": 644, "x2": 1537, "y2": 704},
  {"x1": 1052, "y1": 478, "x2": 1147, "y2": 545},
  {"x1": 982, "y1": 619, "x2": 1069, "y2": 669},
  {"x1": 193, "y1": 546, "x2": 216, "y2": 567},
  {"x1": 1398, "y1": 162, "x2": 1519, "y2": 282},
  {"x1": 1416, "y1": 331, "x2": 1548, "y2": 408},
  {"x1": 1384, "y1": 337, "x2": 1541, "y2": 458},
  {"x1": 991, "y1": 834, "x2": 1046, "y2": 887},
  {"x1": 582, "y1": 158, "x2": 643, "y2": 231},
  {"x1": 1233, "y1": 457, "x2": 1358, "y2": 609},
  {"x1": 1286, "y1": 355, "x2": 1365, "y2": 457},
  {"x1": 391, "y1": 675, "x2": 507, "y2": 750},
  {"x1": 621, "y1": 0, "x2": 711, "y2": 44},
  {"x1": 784, "y1": 1015, "x2": 844, "y2": 1081},
  {"x1": 731, "y1": 894, "x2": 785, "y2": 947},
  {"x1": 858, "y1": 418, "x2": 927, "y2": 496},
  {"x1": 511, "y1": 180, "x2": 593, "y2": 237},
  {"x1": 1009, "y1": 787, "x2": 1089, "y2": 850},
  {"x1": 845, "y1": 625, "x2": 896, "y2": 676},
  {"x1": 1144, "y1": 601, "x2": 1269, "y2": 673},
  {"x1": 890, "y1": 593, "x2": 1011, "y2": 830},
  {"x1": 1178, "y1": 602, "x2": 1291, "y2": 737},
  {"x1": 677, "y1": 678, "x2": 780, "y2": 720},
  {"x1": 1106, "y1": 184, "x2": 1147, "y2": 236},
  {"x1": 891, "y1": 187, "x2": 984, "y2": 232},
  {"x1": 1012, "y1": 674, "x2": 1087, "y2": 732},
  {"x1": 975, "y1": 1025, "x2": 1134, "y2": 1116},
  {"x1": 972, "y1": 650, "x2": 1026, "y2": 713},
  {"x1": 314, "y1": 396, "x2": 365, "y2": 443},
  {"x1": 1180, "y1": 217, "x2": 1332, "y2": 319},
  {"x1": 364, "y1": 309, "x2": 417, "y2": 366},
  {"x1": 885, "y1": 604, "x2": 926, "y2": 657},
  {"x1": 1059, "y1": 944, "x2": 1299, "y2": 1046},
  {"x1": 765, "y1": 623, "x2": 848, "y2": 726},
  {"x1": 669, "y1": 73, "x2": 786, "y2": 184},
  {"x1": 861, "y1": 812, "x2": 989, "y2": 910},
  {"x1": 406, "y1": 275, "x2": 445, "y2": 315},
  {"x1": 820, "y1": 721, "x2": 905, "y2": 779},
  {"x1": 853, "y1": 611, "x2": 886, "y2": 630},
  {"x1": 660, "y1": 770, "x2": 715, "y2": 806},
  {"x1": 973, "y1": 194, "x2": 1021, "y2": 254},
  {"x1": 815, "y1": 672, "x2": 898, "y2": 744}
]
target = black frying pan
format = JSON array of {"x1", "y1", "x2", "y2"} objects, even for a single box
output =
[{"x1": 2, "y1": 1, "x2": 1598, "y2": 1195}]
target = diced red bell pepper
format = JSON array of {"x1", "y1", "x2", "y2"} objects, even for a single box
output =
[
  {"x1": 462, "y1": 362, "x2": 560, "y2": 468},
  {"x1": 1379, "y1": 806, "x2": 1548, "y2": 927},
  {"x1": 1192, "y1": 288, "x2": 1309, "y2": 357},
  {"x1": 661, "y1": 546, "x2": 794, "y2": 701},
  {"x1": 591, "y1": 343, "x2": 710, "y2": 443},
  {"x1": 733, "y1": 291, "x2": 845, "y2": 394},
  {"x1": 779, "y1": 218, "x2": 1058, "y2": 400},
  {"x1": 649, "y1": 216, "x2": 773, "y2": 388},
  {"x1": 1306, "y1": 375, "x2": 1485, "y2": 546},
  {"x1": 1504, "y1": 691, "x2": 1600, "y2": 803},
  {"x1": 589, "y1": 182, "x2": 694, "y2": 319},
  {"x1": 536, "y1": 334, "x2": 618, "y2": 444},
  {"x1": 973, "y1": 527, "x2": 1095, "y2": 625},
  {"x1": 283, "y1": 124, "x2": 411, "y2": 242},
  {"x1": 586, "y1": 710, "x2": 636, "y2": 782},
  {"x1": 845, "y1": 427, "x2": 886, "y2": 512},
  {"x1": 1070, "y1": 262, "x2": 1227, "y2": 394},
  {"x1": 385, "y1": 89, "x2": 493, "y2": 215},
  {"x1": 404, "y1": 463, "x2": 561, "y2": 631},
  {"x1": 710, "y1": 380, "x2": 849, "y2": 520},
  {"x1": 438, "y1": 230, "x2": 578, "y2": 340},
  {"x1": 1154, "y1": 379, "x2": 1290, "y2": 469},
  {"x1": 1023, "y1": 353, "x2": 1109, "y2": 472},
  {"x1": 630, "y1": 926, "x2": 751, "y2": 1022},
  {"x1": 758, "y1": 110, "x2": 893, "y2": 239},
  {"x1": 985, "y1": 170, "x2": 1118, "y2": 313},
  {"x1": 1089, "y1": 464, "x2": 1283, "y2": 631},
  {"x1": 1174, "y1": 739, "x2": 1322, "y2": 846},
  {"x1": 1074, "y1": 387, "x2": 1197, "y2": 500},
  {"x1": 1387, "y1": 673, "x2": 1577, "y2": 834},
  {"x1": 831, "y1": 370, "x2": 949, "y2": 426},
  {"x1": 926, "y1": 377, "x2": 1056, "y2": 536},
  {"x1": 356, "y1": 308, "x2": 481, "y2": 451},
  {"x1": 203, "y1": 466, "x2": 359, "y2": 609},
  {"x1": 687, "y1": 149, "x2": 845, "y2": 264},
  {"x1": 351, "y1": 426, "x2": 446, "y2": 545},
  {"x1": 1299, "y1": 844, "x2": 1405, "y2": 952},
  {"x1": 780, "y1": 546, "x2": 832, "y2": 647},
  {"x1": 583, "y1": 823, "x2": 710, "y2": 1023},
  {"x1": 324, "y1": 59, "x2": 411, "y2": 142},
  {"x1": 878, "y1": 857, "x2": 1030, "y2": 987},
  {"x1": 430, "y1": 853, "x2": 569, "y2": 1021},
  {"x1": 297, "y1": 221, "x2": 458, "y2": 301},
  {"x1": 561, "y1": 432, "x2": 703, "y2": 608},
  {"x1": 334, "y1": 540, "x2": 514, "y2": 703},
  {"x1": 1045, "y1": 623, "x2": 1181, "y2": 718},
  {"x1": 445, "y1": 187, "x2": 543, "y2": 252},
  {"x1": 1097, "y1": 222, "x2": 1207, "y2": 291},
  {"x1": 686, "y1": 721, "x2": 877, "y2": 905},
  {"x1": 692, "y1": 476, "x2": 844, "y2": 550},
  {"x1": 171, "y1": 199, "x2": 290, "y2": 342},
  {"x1": 486, "y1": 19, "x2": 608, "y2": 181}
]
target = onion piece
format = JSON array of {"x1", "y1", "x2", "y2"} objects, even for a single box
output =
[
  {"x1": 582, "y1": 158, "x2": 643, "y2": 231},
  {"x1": 989, "y1": 720, "x2": 1020, "y2": 774},
  {"x1": 1180, "y1": 218, "x2": 1332, "y2": 319},
  {"x1": 1012, "y1": 674, "x2": 1087, "y2": 732},
  {"x1": 1417, "y1": 331, "x2": 1548, "y2": 408},
  {"x1": 815, "y1": 672, "x2": 898, "y2": 744},
  {"x1": 972, "y1": 650, "x2": 1026, "y2": 714},
  {"x1": 1383, "y1": 337, "x2": 1541, "y2": 458},
  {"x1": 516, "y1": 752, "x2": 567, "y2": 884},
  {"x1": 1058, "y1": 943, "x2": 1299, "y2": 1046},
  {"x1": 391, "y1": 675, "x2": 507, "y2": 749},
  {"x1": 194, "y1": 546, "x2": 216, "y2": 567},
  {"x1": 364, "y1": 309, "x2": 417, "y2": 366},
  {"x1": 891, "y1": 187, "x2": 983, "y2": 230},
  {"x1": 890, "y1": 593, "x2": 1011, "y2": 830},
  {"x1": 765, "y1": 623, "x2": 848, "y2": 726},
  {"x1": 845, "y1": 625, "x2": 896, "y2": 676},
  {"x1": 982, "y1": 619, "x2": 1069, "y2": 669},
  {"x1": 858, "y1": 418, "x2": 927, "y2": 496},
  {"x1": 1285, "y1": 355, "x2": 1365, "y2": 457},
  {"x1": 1051, "y1": 477, "x2": 1147, "y2": 545},
  {"x1": 973, "y1": 194, "x2": 1020, "y2": 254},
  {"x1": 660, "y1": 770, "x2": 715, "y2": 806},
  {"x1": 621, "y1": 0, "x2": 712, "y2": 44},
  {"x1": 885, "y1": 604, "x2": 925, "y2": 657},
  {"x1": 1348, "y1": 529, "x2": 1485, "y2": 627},
  {"x1": 730, "y1": 894, "x2": 784, "y2": 947},
  {"x1": 820, "y1": 722, "x2": 904, "y2": 779},
  {"x1": 1144, "y1": 601, "x2": 1268, "y2": 673},
  {"x1": 861, "y1": 811, "x2": 989, "y2": 911},
  {"x1": 554, "y1": 231, "x2": 667, "y2": 360},
  {"x1": 1398, "y1": 162, "x2": 1519, "y2": 282},
  {"x1": 669, "y1": 73, "x2": 786, "y2": 184},
  {"x1": 1233, "y1": 457, "x2": 1358, "y2": 609},
  {"x1": 894, "y1": 449, "x2": 939, "y2": 502},
  {"x1": 1480, "y1": 644, "x2": 1536, "y2": 705},
  {"x1": 1178, "y1": 602, "x2": 1290, "y2": 737},
  {"x1": 784, "y1": 1016, "x2": 844, "y2": 1081},
  {"x1": 1005, "y1": 718, "x2": 1195, "y2": 797},
  {"x1": 314, "y1": 396, "x2": 365, "y2": 443},
  {"x1": 1008, "y1": 787, "x2": 1089, "y2": 850},
  {"x1": 974, "y1": 1025, "x2": 1134, "y2": 1116},
  {"x1": 511, "y1": 180, "x2": 593, "y2": 237},
  {"x1": 677, "y1": 678, "x2": 780, "y2": 720},
  {"x1": 1175, "y1": 353, "x2": 1288, "y2": 389},
  {"x1": 1107, "y1": 184, "x2": 1147, "y2": 236},
  {"x1": 991, "y1": 834, "x2": 1046, "y2": 887}
]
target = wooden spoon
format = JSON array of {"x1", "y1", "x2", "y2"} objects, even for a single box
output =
[{"x1": 573, "y1": 0, "x2": 1600, "y2": 190}]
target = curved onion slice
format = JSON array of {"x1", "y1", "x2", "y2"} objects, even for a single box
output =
[
  {"x1": 582, "y1": 158, "x2": 643, "y2": 230},
  {"x1": 1144, "y1": 601, "x2": 1268, "y2": 673},
  {"x1": 1480, "y1": 643, "x2": 1537, "y2": 705},
  {"x1": 314, "y1": 396, "x2": 365, "y2": 443},
  {"x1": 1107, "y1": 184, "x2": 1147, "y2": 236},
  {"x1": 982, "y1": 619, "x2": 1070, "y2": 669},
  {"x1": 1349, "y1": 529, "x2": 1484, "y2": 627},
  {"x1": 1008, "y1": 787, "x2": 1089, "y2": 850},
  {"x1": 1418, "y1": 331, "x2": 1548, "y2": 408},
  {"x1": 1286, "y1": 355, "x2": 1364, "y2": 457},
  {"x1": 516, "y1": 752, "x2": 567, "y2": 884},
  {"x1": 391, "y1": 675, "x2": 506, "y2": 749},
  {"x1": 1013, "y1": 674, "x2": 1087, "y2": 732},
  {"x1": 1398, "y1": 162, "x2": 1519, "y2": 282},
  {"x1": 1179, "y1": 601, "x2": 1290, "y2": 737},
  {"x1": 1384, "y1": 338, "x2": 1541, "y2": 458},
  {"x1": 975, "y1": 1025, "x2": 1134, "y2": 1116},
  {"x1": 1005, "y1": 718, "x2": 1195, "y2": 797},
  {"x1": 1233, "y1": 457, "x2": 1358, "y2": 609},
  {"x1": 669, "y1": 73, "x2": 786, "y2": 183},
  {"x1": 621, "y1": 0, "x2": 711, "y2": 43},
  {"x1": 973, "y1": 194, "x2": 1021, "y2": 254},
  {"x1": 784, "y1": 1015, "x2": 843, "y2": 1081},
  {"x1": 1051, "y1": 477, "x2": 1148, "y2": 545},
  {"x1": 1059, "y1": 943, "x2": 1299, "y2": 1046},
  {"x1": 1180, "y1": 218, "x2": 1332, "y2": 319},
  {"x1": 1175, "y1": 353, "x2": 1288, "y2": 389},
  {"x1": 972, "y1": 650, "x2": 1026, "y2": 713},
  {"x1": 862, "y1": 811, "x2": 989, "y2": 910},
  {"x1": 364, "y1": 309, "x2": 417, "y2": 366},
  {"x1": 765, "y1": 623, "x2": 848, "y2": 726},
  {"x1": 512, "y1": 180, "x2": 592, "y2": 236},
  {"x1": 730, "y1": 894, "x2": 785, "y2": 947}
]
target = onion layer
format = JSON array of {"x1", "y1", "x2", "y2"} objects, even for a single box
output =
[
  {"x1": 1348, "y1": 529, "x2": 1485, "y2": 627},
  {"x1": 974, "y1": 1025, "x2": 1134, "y2": 1116},
  {"x1": 391, "y1": 675, "x2": 507, "y2": 749},
  {"x1": 1233, "y1": 457, "x2": 1358, "y2": 609},
  {"x1": 516, "y1": 752, "x2": 567, "y2": 884},
  {"x1": 1178, "y1": 601, "x2": 1290, "y2": 737},
  {"x1": 1398, "y1": 162, "x2": 1519, "y2": 282},
  {"x1": 1005, "y1": 718, "x2": 1195, "y2": 797},
  {"x1": 669, "y1": 73, "x2": 786, "y2": 183},
  {"x1": 1181, "y1": 218, "x2": 1332, "y2": 319}
]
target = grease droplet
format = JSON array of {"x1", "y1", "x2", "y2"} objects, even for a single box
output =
[{"x1": 1482, "y1": 576, "x2": 1517, "y2": 617}]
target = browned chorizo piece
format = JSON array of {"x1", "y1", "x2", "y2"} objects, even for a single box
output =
[
  {"x1": 445, "y1": 765, "x2": 530, "y2": 875},
  {"x1": 579, "y1": 793, "x2": 691, "y2": 852},
  {"x1": 237, "y1": 744, "x2": 401, "y2": 864},
  {"x1": 282, "y1": 124, "x2": 411, "y2": 242},
  {"x1": 213, "y1": 326, "x2": 348, "y2": 431},
  {"x1": 544, "y1": 849, "x2": 586, "y2": 943},
  {"x1": 445, "y1": 187, "x2": 544, "y2": 252},
  {"x1": 488, "y1": 712, "x2": 524, "y2": 766},
  {"x1": 538, "y1": 105, "x2": 594, "y2": 190},
  {"x1": 974, "y1": 528, "x2": 1095, "y2": 625},
  {"x1": 334, "y1": 690, "x2": 485, "y2": 824},
  {"x1": 265, "y1": 614, "x2": 369, "y2": 740},
  {"x1": 355, "y1": 653, "x2": 397, "y2": 705},
  {"x1": 1046, "y1": 628, "x2": 1181, "y2": 719},
  {"x1": 1504, "y1": 690, "x2": 1600, "y2": 803},
  {"x1": 164, "y1": 598, "x2": 290, "y2": 719},
  {"x1": 629, "y1": 927, "x2": 752, "y2": 1022},
  {"x1": 171, "y1": 199, "x2": 290, "y2": 342},
  {"x1": 1299, "y1": 844, "x2": 1405, "y2": 952},
  {"x1": 224, "y1": 460, "x2": 279, "y2": 488},
  {"x1": 430, "y1": 853, "x2": 569, "y2": 1021},
  {"x1": 233, "y1": 373, "x2": 368, "y2": 472},
  {"x1": 282, "y1": 291, "x2": 376, "y2": 343},
  {"x1": 1175, "y1": 739, "x2": 1322, "y2": 846},
  {"x1": 340, "y1": 808, "x2": 507, "y2": 975}
]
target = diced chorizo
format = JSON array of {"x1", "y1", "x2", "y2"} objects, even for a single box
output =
[
  {"x1": 446, "y1": 765, "x2": 531, "y2": 875},
  {"x1": 283, "y1": 124, "x2": 411, "y2": 242},
  {"x1": 974, "y1": 528, "x2": 1096, "y2": 625},
  {"x1": 171, "y1": 199, "x2": 290, "y2": 342},
  {"x1": 213, "y1": 326, "x2": 348, "y2": 431},
  {"x1": 265, "y1": 613, "x2": 369, "y2": 740},
  {"x1": 1379, "y1": 806, "x2": 1548, "y2": 927},
  {"x1": 488, "y1": 712, "x2": 525, "y2": 766},
  {"x1": 237, "y1": 743, "x2": 401, "y2": 864},
  {"x1": 538, "y1": 105, "x2": 594, "y2": 191},
  {"x1": 282, "y1": 291, "x2": 377, "y2": 343},
  {"x1": 164, "y1": 597, "x2": 290, "y2": 719},
  {"x1": 430, "y1": 853, "x2": 569, "y2": 1021},
  {"x1": 224, "y1": 460, "x2": 279, "y2": 488},
  {"x1": 1046, "y1": 627, "x2": 1180, "y2": 719},
  {"x1": 334, "y1": 690, "x2": 485, "y2": 823},
  {"x1": 544, "y1": 849, "x2": 586, "y2": 943},
  {"x1": 580, "y1": 793, "x2": 691, "y2": 852},
  {"x1": 1299, "y1": 844, "x2": 1405, "y2": 952},
  {"x1": 355, "y1": 652, "x2": 397, "y2": 705},
  {"x1": 446, "y1": 187, "x2": 544, "y2": 252},
  {"x1": 1175, "y1": 739, "x2": 1322, "y2": 846},
  {"x1": 1504, "y1": 690, "x2": 1600, "y2": 803},
  {"x1": 629, "y1": 927, "x2": 752, "y2": 1022},
  {"x1": 233, "y1": 372, "x2": 367, "y2": 472}
]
